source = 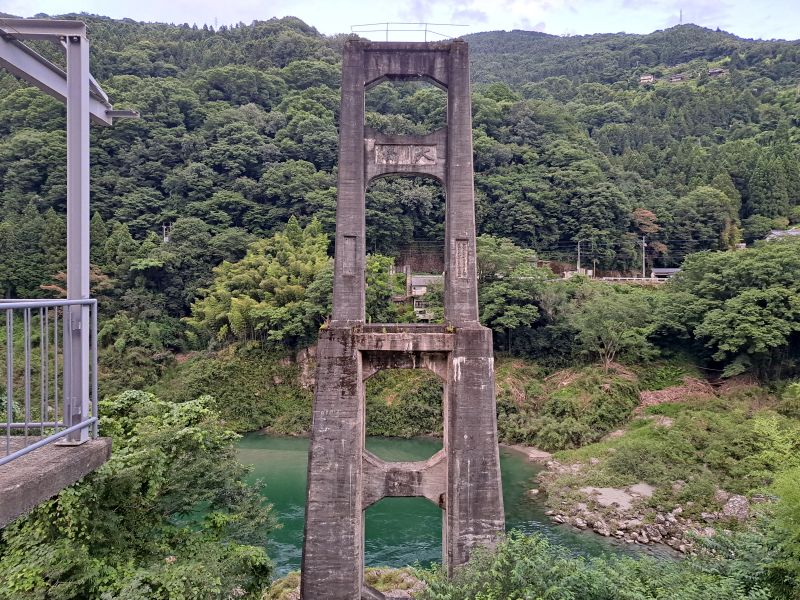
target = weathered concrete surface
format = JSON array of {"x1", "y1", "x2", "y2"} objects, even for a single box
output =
[
  {"x1": 443, "y1": 41, "x2": 481, "y2": 326},
  {"x1": 365, "y1": 127, "x2": 447, "y2": 184},
  {"x1": 301, "y1": 329, "x2": 364, "y2": 599},
  {"x1": 356, "y1": 330, "x2": 454, "y2": 352},
  {"x1": 0, "y1": 437, "x2": 111, "y2": 527},
  {"x1": 445, "y1": 326, "x2": 504, "y2": 573},
  {"x1": 362, "y1": 350, "x2": 449, "y2": 381},
  {"x1": 362, "y1": 449, "x2": 447, "y2": 508},
  {"x1": 302, "y1": 40, "x2": 503, "y2": 600}
]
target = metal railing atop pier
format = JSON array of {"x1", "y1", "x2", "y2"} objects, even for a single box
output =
[{"x1": 1, "y1": 298, "x2": 98, "y2": 467}]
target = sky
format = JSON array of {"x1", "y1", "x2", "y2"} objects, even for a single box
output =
[{"x1": 0, "y1": 0, "x2": 798, "y2": 41}]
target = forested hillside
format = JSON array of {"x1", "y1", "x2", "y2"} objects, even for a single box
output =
[
  {"x1": 0, "y1": 13, "x2": 798, "y2": 391},
  {"x1": 2, "y1": 14, "x2": 800, "y2": 600}
]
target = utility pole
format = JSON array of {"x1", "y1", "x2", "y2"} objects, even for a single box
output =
[
  {"x1": 576, "y1": 239, "x2": 586, "y2": 273},
  {"x1": 641, "y1": 236, "x2": 647, "y2": 279}
]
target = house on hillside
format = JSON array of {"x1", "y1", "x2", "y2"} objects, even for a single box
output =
[
  {"x1": 639, "y1": 74, "x2": 656, "y2": 85},
  {"x1": 708, "y1": 67, "x2": 728, "y2": 77},
  {"x1": 410, "y1": 274, "x2": 442, "y2": 297},
  {"x1": 765, "y1": 229, "x2": 800, "y2": 240},
  {"x1": 410, "y1": 275, "x2": 442, "y2": 322},
  {"x1": 651, "y1": 267, "x2": 681, "y2": 280},
  {"x1": 392, "y1": 271, "x2": 443, "y2": 322},
  {"x1": 669, "y1": 73, "x2": 688, "y2": 83}
]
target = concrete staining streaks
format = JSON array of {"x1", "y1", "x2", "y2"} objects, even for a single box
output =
[{"x1": 301, "y1": 40, "x2": 504, "y2": 600}]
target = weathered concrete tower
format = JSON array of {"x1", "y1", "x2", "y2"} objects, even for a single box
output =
[{"x1": 301, "y1": 40, "x2": 504, "y2": 600}]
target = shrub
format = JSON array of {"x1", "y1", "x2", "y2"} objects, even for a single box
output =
[
  {"x1": 152, "y1": 344, "x2": 311, "y2": 433},
  {"x1": 419, "y1": 531, "x2": 779, "y2": 600}
]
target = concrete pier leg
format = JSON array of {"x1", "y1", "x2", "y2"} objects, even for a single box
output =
[
  {"x1": 445, "y1": 326, "x2": 505, "y2": 574},
  {"x1": 302, "y1": 41, "x2": 505, "y2": 597},
  {"x1": 301, "y1": 328, "x2": 364, "y2": 599}
]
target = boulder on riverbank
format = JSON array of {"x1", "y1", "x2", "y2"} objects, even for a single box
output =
[{"x1": 538, "y1": 459, "x2": 755, "y2": 554}]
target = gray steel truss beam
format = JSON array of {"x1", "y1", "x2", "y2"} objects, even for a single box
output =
[
  {"x1": 0, "y1": 18, "x2": 137, "y2": 443},
  {"x1": 0, "y1": 19, "x2": 138, "y2": 125}
]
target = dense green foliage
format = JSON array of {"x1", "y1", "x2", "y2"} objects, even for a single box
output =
[
  {"x1": 473, "y1": 238, "x2": 800, "y2": 377},
  {"x1": 552, "y1": 386, "x2": 800, "y2": 516},
  {"x1": 152, "y1": 345, "x2": 312, "y2": 432},
  {"x1": 659, "y1": 238, "x2": 800, "y2": 377},
  {"x1": 2, "y1": 17, "x2": 799, "y2": 380},
  {"x1": 0, "y1": 391, "x2": 274, "y2": 599},
  {"x1": 496, "y1": 363, "x2": 640, "y2": 451},
  {"x1": 419, "y1": 530, "x2": 793, "y2": 599},
  {"x1": 365, "y1": 370, "x2": 443, "y2": 438},
  {"x1": 186, "y1": 217, "x2": 331, "y2": 349}
]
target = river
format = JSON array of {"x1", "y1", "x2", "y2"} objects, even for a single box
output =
[{"x1": 237, "y1": 433, "x2": 646, "y2": 577}]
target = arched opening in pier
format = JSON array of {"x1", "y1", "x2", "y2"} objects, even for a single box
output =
[
  {"x1": 365, "y1": 80, "x2": 446, "y2": 136},
  {"x1": 364, "y1": 496, "x2": 442, "y2": 569},
  {"x1": 365, "y1": 176, "x2": 445, "y2": 324}
]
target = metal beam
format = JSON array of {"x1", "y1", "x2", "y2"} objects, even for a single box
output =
[
  {"x1": 0, "y1": 17, "x2": 85, "y2": 40},
  {"x1": 0, "y1": 19, "x2": 138, "y2": 125},
  {"x1": 0, "y1": 18, "x2": 137, "y2": 447},
  {"x1": 64, "y1": 33, "x2": 91, "y2": 444},
  {"x1": 0, "y1": 35, "x2": 116, "y2": 125}
]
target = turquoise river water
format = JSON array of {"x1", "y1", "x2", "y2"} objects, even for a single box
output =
[{"x1": 238, "y1": 433, "x2": 645, "y2": 577}]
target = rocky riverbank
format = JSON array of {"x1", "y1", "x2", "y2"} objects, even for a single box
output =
[{"x1": 535, "y1": 459, "x2": 756, "y2": 554}]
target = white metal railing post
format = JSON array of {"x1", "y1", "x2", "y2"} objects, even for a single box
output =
[{"x1": 63, "y1": 32, "x2": 91, "y2": 445}]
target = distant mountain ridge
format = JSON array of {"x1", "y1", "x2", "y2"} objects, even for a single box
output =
[{"x1": 463, "y1": 24, "x2": 800, "y2": 85}]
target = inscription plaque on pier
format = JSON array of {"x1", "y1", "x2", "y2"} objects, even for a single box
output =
[{"x1": 375, "y1": 144, "x2": 437, "y2": 165}]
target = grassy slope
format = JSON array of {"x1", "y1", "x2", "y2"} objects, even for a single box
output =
[{"x1": 543, "y1": 383, "x2": 800, "y2": 521}]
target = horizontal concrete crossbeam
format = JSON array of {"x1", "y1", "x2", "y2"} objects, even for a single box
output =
[{"x1": 362, "y1": 449, "x2": 447, "y2": 508}]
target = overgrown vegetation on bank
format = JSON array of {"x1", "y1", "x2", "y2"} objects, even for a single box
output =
[
  {"x1": 419, "y1": 529, "x2": 799, "y2": 599},
  {"x1": 547, "y1": 384, "x2": 800, "y2": 515},
  {"x1": 0, "y1": 391, "x2": 274, "y2": 599}
]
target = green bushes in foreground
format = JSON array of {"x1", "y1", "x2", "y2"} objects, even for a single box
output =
[
  {"x1": 419, "y1": 530, "x2": 795, "y2": 600},
  {"x1": 0, "y1": 391, "x2": 274, "y2": 599}
]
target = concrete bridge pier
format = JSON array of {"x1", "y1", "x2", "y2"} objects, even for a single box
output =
[
  {"x1": 301, "y1": 40, "x2": 504, "y2": 600},
  {"x1": 444, "y1": 326, "x2": 504, "y2": 575}
]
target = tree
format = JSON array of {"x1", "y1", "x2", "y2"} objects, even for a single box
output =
[
  {"x1": 195, "y1": 64, "x2": 286, "y2": 108},
  {"x1": 571, "y1": 288, "x2": 657, "y2": 371},
  {"x1": 476, "y1": 235, "x2": 548, "y2": 351},
  {"x1": 365, "y1": 253, "x2": 412, "y2": 323},
  {"x1": 747, "y1": 155, "x2": 790, "y2": 218},
  {"x1": 186, "y1": 217, "x2": 331, "y2": 349},
  {"x1": 665, "y1": 238, "x2": 800, "y2": 377},
  {"x1": 280, "y1": 60, "x2": 340, "y2": 90},
  {"x1": 0, "y1": 391, "x2": 274, "y2": 599},
  {"x1": 695, "y1": 287, "x2": 800, "y2": 376},
  {"x1": 0, "y1": 204, "x2": 48, "y2": 297},
  {"x1": 668, "y1": 186, "x2": 740, "y2": 253}
]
